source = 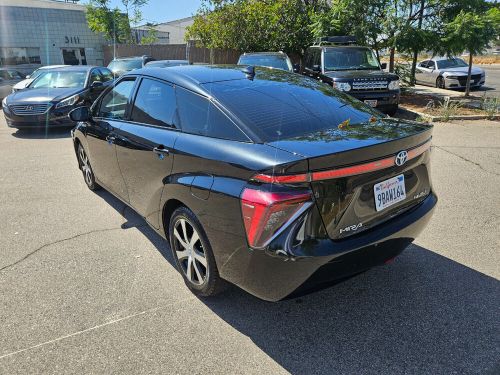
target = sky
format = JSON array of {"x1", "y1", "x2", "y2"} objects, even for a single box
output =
[{"x1": 105, "y1": 0, "x2": 202, "y2": 24}]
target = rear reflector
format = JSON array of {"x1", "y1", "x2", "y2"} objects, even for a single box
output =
[
  {"x1": 241, "y1": 189, "x2": 311, "y2": 248},
  {"x1": 253, "y1": 140, "x2": 431, "y2": 183}
]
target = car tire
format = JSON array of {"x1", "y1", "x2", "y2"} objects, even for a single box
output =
[
  {"x1": 436, "y1": 76, "x2": 445, "y2": 89},
  {"x1": 168, "y1": 206, "x2": 226, "y2": 297},
  {"x1": 77, "y1": 144, "x2": 100, "y2": 191},
  {"x1": 385, "y1": 105, "x2": 398, "y2": 117}
]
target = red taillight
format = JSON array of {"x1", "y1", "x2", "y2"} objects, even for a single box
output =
[{"x1": 240, "y1": 188, "x2": 312, "y2": 249}]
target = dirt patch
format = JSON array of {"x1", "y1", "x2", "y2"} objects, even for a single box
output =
[{"x1": 400, "y1": 92, "x2": 485, "y2": 116}]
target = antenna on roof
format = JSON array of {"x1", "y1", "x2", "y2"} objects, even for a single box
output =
[{"x1": 242, "y1": 65, "x2": 255, "y2": 80}]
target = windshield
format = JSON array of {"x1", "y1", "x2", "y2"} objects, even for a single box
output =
[
  {"x1": 108, "y1": 59, "x2": 143, "y2": 72},
  {"x1": 30, "y1": 70, "x2": 87, "y2": 88},
  {"x1": 324, "y1": 47, "x2": 380, "y2": 71},
  {"x1": 238, "y1": 55, "x2": 292, "y2": 71},
  {"x1": 436, "y1": 58, "x2": 468, "y2": 69}
]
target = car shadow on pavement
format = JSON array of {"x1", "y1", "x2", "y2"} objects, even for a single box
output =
[
  {"x1": 11, "y1": 128, "x2": 72, "y2": 139},
  {"x1": 97, "y1": 190, "x2": 500, "y2": 374}
]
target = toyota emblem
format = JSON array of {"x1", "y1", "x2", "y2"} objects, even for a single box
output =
[{"x1": 395, "y1": 150, "x2": 408, "y2": 166}]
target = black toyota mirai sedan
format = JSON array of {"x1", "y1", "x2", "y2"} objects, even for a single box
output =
[
  {"x1": 2, "y1": 66, "x2": 114, "y2": 129},
  {"x1": 69, "y1": 65, "x2": 437, "y2": 301}
]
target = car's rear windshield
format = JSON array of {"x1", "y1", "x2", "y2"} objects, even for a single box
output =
[
  {"x1": 108, "y1": 59, "x2": 143, "y2": 72},
  {"x1": 238, "y1": 55, "x2": 292, "y2": 71},
  {"x1": 204, "y1": 70, "x2": 379, "y2": 142}
]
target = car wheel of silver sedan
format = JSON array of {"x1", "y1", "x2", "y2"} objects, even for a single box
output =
[
  {"x1": 169, "y1": 206, "x2": 226, "y2": 296},
  {"x1": 436, "y1": 76, "x2": 446, "y2": 89}
]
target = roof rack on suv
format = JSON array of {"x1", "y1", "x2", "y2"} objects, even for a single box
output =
[{"x1": 313, "y1": 36, "x2": 357, "y2": 46}]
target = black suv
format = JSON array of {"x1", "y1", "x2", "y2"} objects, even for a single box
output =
[
  {"x1": 107, "y1": 55, "x2": 156, "y2": 76},
  {"x1": 303, "y1": 36, "x2": 400, "y2": 115}
]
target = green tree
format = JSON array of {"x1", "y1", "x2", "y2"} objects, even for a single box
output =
[
  {"x1": 442, "y1": 7, "x2": 499, "y2": 96},
  {"x1": 186, "y1": 0, "x2": 315, "y2": 60},
  {"x1": 86, "y1": 0, "x2": 148, "y2": 44},
  {"x1": 140, "y1": 23, "x2": 159, "y2": 45}
]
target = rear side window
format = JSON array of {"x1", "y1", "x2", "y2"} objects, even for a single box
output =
[
  {"x1": 131, "y1": 78, "x2": 176, "y2": 127},
  {"x1": 176, "y1": 87, "x2": 249, "y2": 142},
  {"x1": 98, "y1": 79, "x2": 135, "y2": 119}
]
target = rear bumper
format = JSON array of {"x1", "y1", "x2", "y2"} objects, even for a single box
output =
[{"x1": 222, "y1": 192, "x2": 436, "y2": 301}]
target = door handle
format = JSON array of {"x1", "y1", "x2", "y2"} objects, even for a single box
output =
[{"x1": 153, "y1": 146, "x2": 169, "y2": 156}]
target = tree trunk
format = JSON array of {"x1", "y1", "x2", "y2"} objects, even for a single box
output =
[
  {"x1": 465, "y1": 52, "x2": 473, "y2": 97},
  {"x1": 389, "y1": 47, "x2": 395, "y2": 72},
  {"x1": 410, "y1": 0, "x2": 426, "y2": 86}
]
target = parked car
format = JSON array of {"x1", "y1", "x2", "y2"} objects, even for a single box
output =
[
  {"x1": 302, "y1": 36, "x2": 400, "y2": 116},
  {"x1": 107, "y1": 55, "x2": 155, "y2": 76},
  {"x1": 11, "y1": 65, "x2": 69, "y2": 92},
  {"x1": 238, "y1": 52, "x2": 297, "y2": 72},
  {"x1": 415, "y1": 57, "x2": 485, "y2": 89},
  {"x1": 0, "y1": 69, "x2": 26, "y2": 100},
  {"x1": 145, "y1": 60, "x2": 190, "y2": 68},
  {"x1": 2, "y1": 66, "x2": 114, "y2": 129},
  {"x1": 69, "y1": 65, "x2": 436, "y2": 301}
]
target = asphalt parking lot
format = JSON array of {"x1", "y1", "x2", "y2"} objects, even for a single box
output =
[{"x1": 0, "y1": 116, "x2": 499, "y2": 374}]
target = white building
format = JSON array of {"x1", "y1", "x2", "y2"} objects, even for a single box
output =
[
  {"x1": 155, "y1": 16, "x2": 194, "y2": 45},
  {"x1": 0, "y1": 0, "x2": 106, "y2": 74}
]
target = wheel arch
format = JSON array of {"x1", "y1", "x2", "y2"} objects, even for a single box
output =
[{"x1": 161, "y1": 198, "x2": 187, "y2": 237}]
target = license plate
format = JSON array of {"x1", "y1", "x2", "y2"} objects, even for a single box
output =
[
  {"x1": 364, "y1": 99, "x2": 377, "y2": 107},
  {"x1": 374, "y1": 174, "x2": 406, "y2": 212}
]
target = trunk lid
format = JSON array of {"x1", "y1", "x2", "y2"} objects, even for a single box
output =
[{"x1": 266, "y1": 119, "x2": 433, "y2": 240}]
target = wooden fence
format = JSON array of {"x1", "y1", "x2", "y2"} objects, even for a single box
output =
[{"x1": 102, "y1": 43, "x2": 241, "y2": 65}]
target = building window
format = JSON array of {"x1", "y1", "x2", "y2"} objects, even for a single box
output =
[{"x1": 0, "y1": 47, "x2": 41, "y2": 66}]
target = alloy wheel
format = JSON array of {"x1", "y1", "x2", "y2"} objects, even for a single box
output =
[
  {"x1": 173, "y1": 218, "x2": 208, "y2": 285},
  {"x1": 78, "y1": 146, "x2": 93, "y2": 187},
  {"x1": 437, "y1": 77, "x2": 445, "y2": 89}
]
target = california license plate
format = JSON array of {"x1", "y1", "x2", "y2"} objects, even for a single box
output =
[
  {"x1": 364, "y1": 99, "x2": 377, "y2": 107},
  {"x1": 374, "y1": 174, "x2": 406, "y2": 212}
]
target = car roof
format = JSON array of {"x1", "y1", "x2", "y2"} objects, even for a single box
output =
[
  {"x1": 147, "y1": 60, "x2": 189, "y2": 63},
  {"x1": 39, "y1": 65, "x2": 69, "y2": 69},
  {"x1": 112, "y1": 56, "x2": 151, "y2": 60},
  {"x1": 50, "y1": 65, "x2": 97, "y2": 72},
  {"x1": 127, "y1": 64, "x2": 305, "y2": 97},
  {"x1": 241, "y1": 52, "x2": 287, "y2": 56}
]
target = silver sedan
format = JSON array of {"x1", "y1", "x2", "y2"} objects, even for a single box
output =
[{"x1": 415, "y1": 57, "x2": 485, "y2": 89}]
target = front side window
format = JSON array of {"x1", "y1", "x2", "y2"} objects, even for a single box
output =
[
  {"x1": 427, "y1": 61, "x2": 435, "y2": 69},
  {"x1": 131, "y1": 78, "x2": 176, "y2": 127},
  {"x1": 176, "y1": 87, "x2": 248, "y2": 142},
  {"x1": 98, "y1": 79, "x2": 136, "y2": 120},
  {"x1": 324, "y1": 47, "x2": 380, "y2": 71}
]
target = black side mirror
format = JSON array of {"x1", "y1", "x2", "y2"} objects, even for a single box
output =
[
  {"x1": 380, "y1": 62, "x2": 387, "y2": 70},
  {"x1": 91, "y1": 81, "x2": 103, "y2": 89},
  {"x1": 312, "y1": 65, "x2": 321, "y2": 73},
  {"x1": 69, "y1": 106, "x2": 90, "y2": 122},
  {"x1": 293, "y1": 63, "x2": 300, "y2": 73}
]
